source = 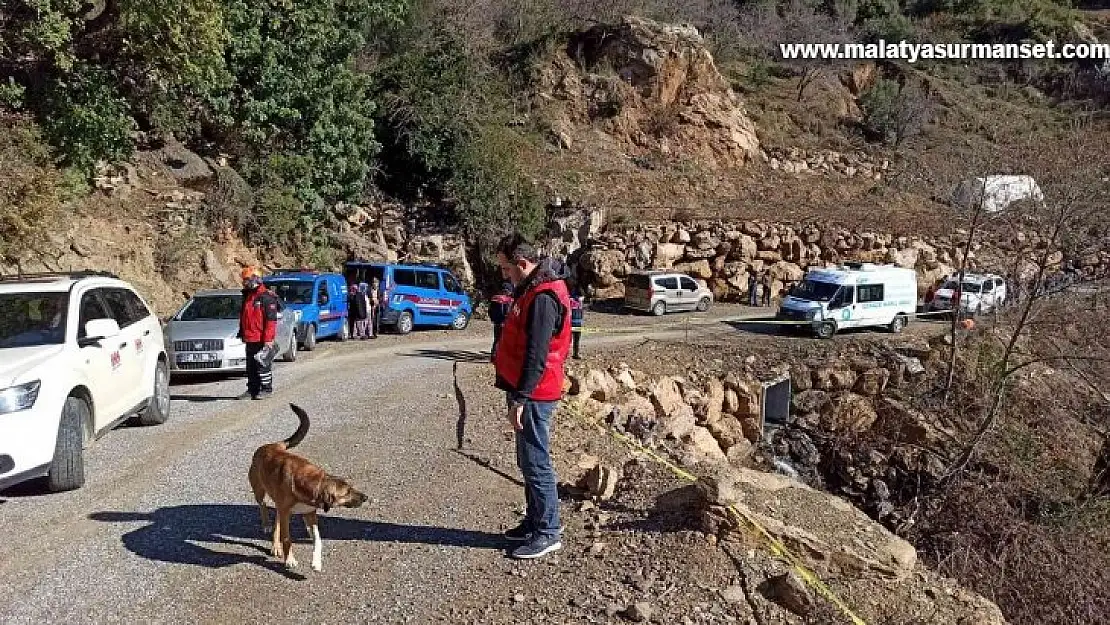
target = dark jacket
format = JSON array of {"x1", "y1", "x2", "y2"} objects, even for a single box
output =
[
  {"x1": 494, "y1": 257, "x2": 572, "y2": 405},
  {"x1": 350, "y1": 290, "x2": 369, "y2": 320}
]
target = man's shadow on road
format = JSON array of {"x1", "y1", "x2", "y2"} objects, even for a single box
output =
[{"x1": 89, "y1": 504, "x2": 507, "y2": 580}]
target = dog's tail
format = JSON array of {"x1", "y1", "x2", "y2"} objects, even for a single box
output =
[{"x1": 283, "y1": 403, "x2": 311, "y2": 449}]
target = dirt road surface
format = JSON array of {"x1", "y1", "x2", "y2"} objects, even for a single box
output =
[{"x1": 0, "y1": 308, "x2": 941, "y2": 624}]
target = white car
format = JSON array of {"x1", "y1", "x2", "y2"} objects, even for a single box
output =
[
  {"x1": 930, "y1": 273, "x2": 1007, "y2": 316},
  {"x1": 0, "y1": 272, "x2": 170, "y2": 493}
]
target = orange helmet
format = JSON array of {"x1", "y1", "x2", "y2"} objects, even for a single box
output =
[{"x1": 240, "y1": 266, "x2": 259, "y2": 280}]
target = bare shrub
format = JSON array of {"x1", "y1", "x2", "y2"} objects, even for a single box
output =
[{"x1": 859, "y1": 77, "x2": 931, "y2": 146}]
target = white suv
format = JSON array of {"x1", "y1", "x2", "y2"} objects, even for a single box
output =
[
  {"x1": 929, "y1": 272, "x2": 1008, "y2": 316},
  {"x1": 0, "y1": 272, "x2": 171, "y2": 493}
]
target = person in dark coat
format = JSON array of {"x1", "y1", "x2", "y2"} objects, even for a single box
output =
[
  {"x1": 351, "y1": 283, "x2": 370, "y2": 338},
  {"x1": 747, "y1": 273, "x2": 758, "y2": 307}
]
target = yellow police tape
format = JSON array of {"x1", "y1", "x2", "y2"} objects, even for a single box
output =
[
  {"x1": 576, "y1": 307, "x2": 957, "y2": 336},
  {"x1": 561, "y1": 400, "x2": 869, "y2": 625}
]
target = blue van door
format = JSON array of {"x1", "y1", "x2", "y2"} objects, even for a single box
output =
[{"x1": 313, "y1": 278, "x2": 342, "y2": 339}]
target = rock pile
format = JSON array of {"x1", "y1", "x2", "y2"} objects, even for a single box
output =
[
  {"x1": 562, "y1": 343, "x2": 1007, "y2": 624},
  {"x1": 761, "y1": 146, "x2": 890, "y2": 180}
]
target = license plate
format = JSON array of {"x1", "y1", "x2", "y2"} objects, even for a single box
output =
[{"x1": 178, "y1": 352, "x2": 218, "y2": 363}]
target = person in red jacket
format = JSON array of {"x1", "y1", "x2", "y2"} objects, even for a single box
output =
[
  {"x1": 238, "y1": 267, "x2": 282, "y2": 400},
  {"x1": 492, "y1": 233, "x2": 572, "y2": 560}
]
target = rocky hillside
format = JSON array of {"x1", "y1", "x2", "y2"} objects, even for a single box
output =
[{"x1": 559, "y1": 352, "x2": 1010, "y2": 624}]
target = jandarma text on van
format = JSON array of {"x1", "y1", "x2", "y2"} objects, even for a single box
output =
[{"x1": 779, "y1": 40, "x2": 1110, "y2": 63}]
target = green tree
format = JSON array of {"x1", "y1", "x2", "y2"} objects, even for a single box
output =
[{"x1": 212, "y1": 0, "x2": 407, "y2": 209}]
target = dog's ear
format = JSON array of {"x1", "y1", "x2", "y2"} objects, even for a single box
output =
[{"x1": 291, "y1": 467, "x2": 326, "y2": 507}]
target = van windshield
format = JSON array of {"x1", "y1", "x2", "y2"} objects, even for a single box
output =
[
  {"x1": 344, "y1": 264, "x2": 385, "y2": 286},
  {"x1": 942, "y1": 280, "x2": 981, "y2": 293},
  {"x1": 791, "y1": 279, "x2": 840, "y2": 302},
  {"x1": 265, "y1": 280, "x2": 313, "y2": 304}
]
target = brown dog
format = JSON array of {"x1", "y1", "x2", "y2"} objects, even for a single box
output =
[{"x1": 248, "y1": 403, "x2": 368, "y2": 571}]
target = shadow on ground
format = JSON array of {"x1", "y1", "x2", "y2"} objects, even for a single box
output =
[
  {"x1": 401, "y1": 348, "x2": 491, "y2": 363},
  {"x1": 89, "y1": 504, "x2": 508, "y2": 579}
]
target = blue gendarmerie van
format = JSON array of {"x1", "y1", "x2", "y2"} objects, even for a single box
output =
[
  {"x1": 343, "y1": 261, "x2": 472, "y2": 334},
  {"x1": 263, "y1": 269, "x2": 349, "y2": 350}
]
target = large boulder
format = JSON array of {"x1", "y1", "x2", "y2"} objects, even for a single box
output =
[
  {"x1": 822, "y1": 393, "x2": 879, "y2": 433},
  {"x1": 655, "y1": 243, "x2": 685, "y2": 268},
  {"x1": 541, "y1": 16, "x2": 760, "y2": 168},
  {"x1": 650, "y1": 377, "x2": 697, "y2": 439},
  {"x1": 581, "y1": 249, "x2": 626, "y2": 287},
  {"x1": 697, "y1": 467, "x2": 918, "y2": 581}
]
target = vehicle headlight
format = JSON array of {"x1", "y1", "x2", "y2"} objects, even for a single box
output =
[{"x1": 0, "y1": 380, "x2": 41, "y2": 414}]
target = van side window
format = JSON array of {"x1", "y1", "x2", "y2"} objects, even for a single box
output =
[
  {"x1": 443, "y1": 274, "x2": 462, "y2": 294},
  {"x1": 415, "y1": 270, "x2": 440, "y2": 290},
  {"x1": 657, "y1": 277, "x2": 678, "y2": 290},
  {"x1": 317, "y1": 283, "x2": 329, "y2": 306},
  {"x1": 680, "y1": 277, "x2": 698, "y2": 291},
  {"x1": 857, "y1": 284, "x2": 884, "y2": 303},
  {"x1": 834, "y1": 285, "x2": 855, "y2": 307},
  {"x1": 394, "y1": 269, "x2": 417, "y2": 287},
  {"x1": 982, "y1": 281, "x2": 994, "y2": 293}
]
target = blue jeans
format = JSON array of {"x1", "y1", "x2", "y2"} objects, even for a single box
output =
[{"x1": 512, "y1": 396, "x2": 561, "y2": 538}]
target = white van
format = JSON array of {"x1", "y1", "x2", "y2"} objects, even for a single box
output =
[{"x1": 776, "y1": 263, "x2": 918, "y2": 339}]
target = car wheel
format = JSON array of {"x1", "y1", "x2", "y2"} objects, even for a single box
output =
[
  {"x1": 136, "y1": 359, "x2": 171, "y2": 426},
  {"x1": 337, "y1": 319, "x2": 350, "y2": 342},
  {"x1": 47, "y1": 396, "x2": 89, "y2": 492},
  {"x1": 397, "y1": 311, "x2": 414, "y2": 335},
  {"x1": 283, "y1": 333, "x2": 297, "y2": 362},
  {"x1": 303, "y1": 324, "x2": 317, "y2": 351},
  {"x1": 889, "y1": 314, "x2": 907, "y2": 334},
  {"x1": 451, "y1": 311, "x2": 470, "y2": 330},
  {"x1": 815, "y1": 321, "x2": 837, "y2": 340},
  {"x1": 652, "y1": 301, "x2": 666, "y2": 316},
  {"x1": 696, "y1": 297, "x2": 711, "y2": 312}
]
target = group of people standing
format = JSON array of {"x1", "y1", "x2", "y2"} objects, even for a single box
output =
[{"x1": 347, "y1": 279, "x2": 384, "y2": 339}]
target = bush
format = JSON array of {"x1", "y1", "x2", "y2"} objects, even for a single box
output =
[
  {"x1": 859, "y1": 77, "x2": 931, "y2": 145},
  {"x1": 39, "y1": 67, "x2": 134, "y2": 173}
]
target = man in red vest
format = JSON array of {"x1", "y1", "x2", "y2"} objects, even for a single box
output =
[
  {"x1": 492, "y1": 233, "x2": 572, "y2": 559},
  {"x1": 238, "y1": 267, "x2": 282, "y2": 400}
]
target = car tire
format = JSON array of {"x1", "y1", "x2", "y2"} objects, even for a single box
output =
[
  {"x1": 283, "y1": 334, "x2": 297, "y2": 362},
  {"x1": 889, "y1": 314, "x2": 907, "y2": 334},
  {"x1": 451, "y1": 311, "x2": 470, "y2": 330},
  {"x1": 47, "y1": 396, "x2": 88, "y2": 492},
  {"x1": 652, "y1": 301, "x2": 666, "y2": 316},
  {"x1": 303, "y1": 324, "x2": 317, "y2": 351},
  {"x1": 696, "y1": 297, "x2": 711, "y2": 312},
  {"x1": 136, "y1": 359, "x2": 171, "y2": 426},
  {"x1": 397, "y1": 311, "x2": 414, "y2": 335},
  {"x1": 815, "y1": 321, "x2": 837, "y2": 340}
]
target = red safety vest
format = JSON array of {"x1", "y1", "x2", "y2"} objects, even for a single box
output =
[
  {"x1": 493, "y1": 280, "x2": 572, "y2": 401},
  {"x1": 240, "y1": 286, "x2": 280, "y2": 343}
]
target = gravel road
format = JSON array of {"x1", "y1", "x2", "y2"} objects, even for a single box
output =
[{"x1": 0, "y1": 306, "x2": 939, "y2": 624}]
